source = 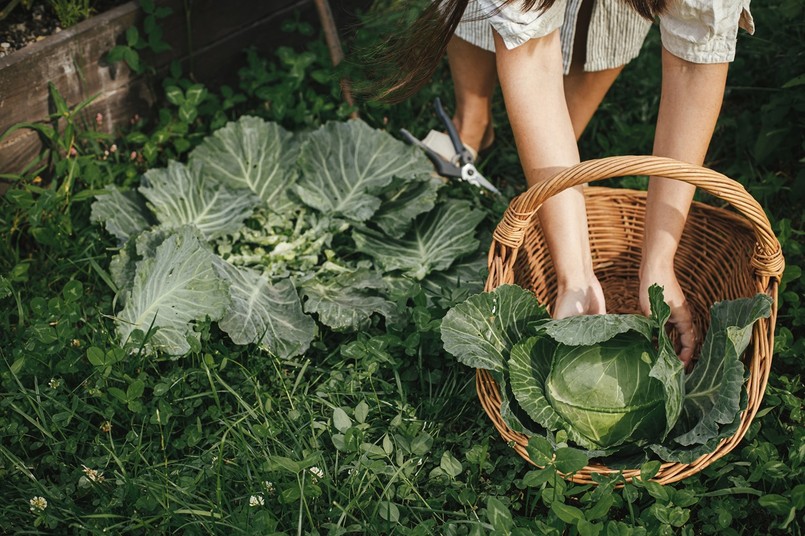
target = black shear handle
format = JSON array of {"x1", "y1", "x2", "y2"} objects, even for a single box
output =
[
  {"x1": 433, "y1": 98, "x2": 474, "y2": 166},
  {"x1": 399, "y1": 128, "x2": 461, "y2": 178}
]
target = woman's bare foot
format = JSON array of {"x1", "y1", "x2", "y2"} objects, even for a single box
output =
[
  {"x1": 554, "y1": 277, "x2": 607, "y2": 319},
  {"x1": 639, "y1": 268, "x2": 696, "y2": 368}
]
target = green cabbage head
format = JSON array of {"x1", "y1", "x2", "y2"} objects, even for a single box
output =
[{"x1": 545, "y1": 335, "x2": 666, "y2": 448}]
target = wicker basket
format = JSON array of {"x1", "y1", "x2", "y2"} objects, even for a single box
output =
[{"x1": 480, "y1": 156, "x2": 785, "y2": 485}]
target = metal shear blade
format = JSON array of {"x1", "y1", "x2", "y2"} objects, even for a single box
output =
[{"x1": 461, "y1": 163, "x2": 500, "y2": 195}]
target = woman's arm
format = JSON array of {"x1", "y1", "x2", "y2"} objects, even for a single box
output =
[
  {"x1": 494, "y1": 29, "x2": 606, "y2": 317},
  {"x1": 640, "y1": 47, "x2": 730, "y2": 366}
]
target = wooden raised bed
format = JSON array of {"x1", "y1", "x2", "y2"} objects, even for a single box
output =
[{"x1": 0, "y1": 0, "x2": 321, "y2": 177}]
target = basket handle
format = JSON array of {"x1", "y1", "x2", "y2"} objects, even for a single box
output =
[{"x1": 491, "y1": 155, "x2": 784, "y2": 280}]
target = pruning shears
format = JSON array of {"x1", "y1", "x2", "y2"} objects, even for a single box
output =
[{"x1": 400, "y1": 98, "x2": 500, "y2": 195}]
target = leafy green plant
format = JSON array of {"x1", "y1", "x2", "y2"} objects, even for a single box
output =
[
  {"x1": 47, "y1": 0, "x2": 93, "y2": 28},
  {"x1": 105, "y1": 0, "x2": 172, "y2": 74},
  {"x1": 442, "y1": 284, "x2": 772, "y2": 463},
  {"x1": 0, "y1": 83, "x2": 128, "y2": 254},
  {"x1": 90, "y1": 115, "x2": 490, "y2": 358}
]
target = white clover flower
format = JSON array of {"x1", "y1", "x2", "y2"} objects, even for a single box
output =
[
  {"x1": 309, "y1": 466, "x2": 324, "y2": 479},
  {"x1": 82, "y1": 465, "x2": 105, "y2": 483},
  {"x1": 263, "y1": 481, "x2": 275, "y2": 494},
  {"x1": 48, "y1": 378, "x2": 60, "y2": 389},
  {"x1": 29, "y1": 496, "x2": 47, "y2": 512},
  {"x1": 249, "y1": 495, "x2": 265, "y2": 507},
  {"x1": 99, "y1": 421, "x2": 112, "y2": 433}
]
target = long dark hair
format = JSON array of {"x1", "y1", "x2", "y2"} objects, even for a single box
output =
[{"x1": 362, "y1": 0, "x2": 668, "y2": 103}]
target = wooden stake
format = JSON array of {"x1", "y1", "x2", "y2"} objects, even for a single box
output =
[{"x1": 313, "y1": 0, "x2": 359, "y2": 119}]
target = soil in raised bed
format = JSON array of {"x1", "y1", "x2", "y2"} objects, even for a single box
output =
[{"x1": 0, "y1": 0, "x2": 130, "y2": 58}]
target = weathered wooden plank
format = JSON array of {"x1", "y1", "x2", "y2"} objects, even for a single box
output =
[
  {"x1": 1, "y1": 2, "x2": 150, "y2": 176},
  {"x1": 0, "y1": 0, "x2": 317, "y2": 177}
]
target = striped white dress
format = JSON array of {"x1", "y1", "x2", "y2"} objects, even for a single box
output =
[
  {"x1": 454, "y1": 0, "x2": 755, "y2": 71},
  {"x1": 454, "y1": 0, "x2": 653, "y2": 74}
]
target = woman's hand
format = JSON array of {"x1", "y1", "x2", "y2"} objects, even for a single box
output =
[
  {"x1": 554, "y1": 278, "x2": 606, "y2": 319},
  {"x1": 639, "y1": 268, "x2": 696, "y2": 369}
]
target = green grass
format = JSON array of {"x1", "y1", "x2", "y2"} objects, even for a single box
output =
[{"x1": 0, "y1": 0, "x2": 803, "y2": 534}]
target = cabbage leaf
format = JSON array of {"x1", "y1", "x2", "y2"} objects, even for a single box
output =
[
  {"x1": 301, "y1": 269, "x2": 398, "y2": 332},
  {"x1": 497, "y1": 371, "x2": 541, "y2": 436},
  {"x1": 353, "y1": 200, "x2": 485, "y2": 280},
  {"x1": 109, "y1": 228, "x2": 174, "y2": 303},
  {"x1": 109, "y1": 237, "x2": 138, "y2": 296},
  {"x1": 140, "y1": 160, "x2": 260, "y2": 240},
  {"x1": 674, "y1": 294, "x2": 772, "y2": 444},
  {"x1": 372, "y1": 174, "x2": 443, "y2": 238},
  {"x1": 191, "y1": 116, "x2": 301, "y2": 212},
  {"x1": 542, "y1": 314, "x2": 653, "y2": 346},
  {"x1": 648, "y1": 393, "x2": 747, "y2": 464},
  {"x1": 508, "y1": 335, "x2": 567, "y2": 434},
  {"x1": 420, "y1": 254, "x2": 488, "y2": 300},
  {"x1": 116, "y1": 226, "x2": 230, "y2": 354},
  {"x1": 293, "y1": 120, "x2": 433, "y2": 222},
  {"x1": 641, "y1": 285, "x2": 686, "y2": 439},
  {"x1": 441, "y1": 285, "x2": 549, "y2": 373},
  {"x1": 213, "y1": 260, "x2": 315, "y2": 358},
  {"x1": 90, "y1": 186, "x2": 153, "y2": 244},
  {"x1": 649, "y1": 293, "x2": 774, "y2": 463}
]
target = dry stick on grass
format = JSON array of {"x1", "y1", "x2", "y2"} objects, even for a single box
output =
[{"x1": 313, "y1": 0, "x2": 359, "y2": 119}]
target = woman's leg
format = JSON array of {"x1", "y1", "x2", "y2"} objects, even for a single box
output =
[
  {"x1": 447, "y1": 0, "x2": 625, "y2": 148},
  {"x1": 640, "y1": 47, "x2": 729, "y2": 366},
  {"x1": 446, "y1": 36, "x2": 497, "y2": 153},
  {"x1": 447, "y1": 0, "x2": 633, "y2": 149},
  {"x1": 563, "y1": 0, "x2": 623, "y2": 139},
  {"x1": 494, "y1": 29, "x2": 605, "y2": 317},
  {"x1": 564, "y1": 65, "x2": 622, "y2": 139}
]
